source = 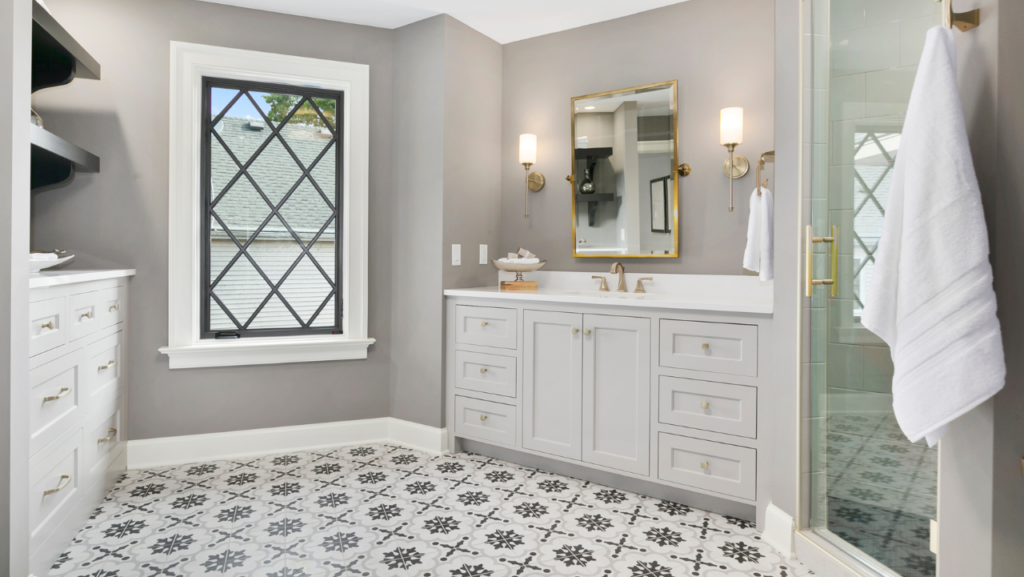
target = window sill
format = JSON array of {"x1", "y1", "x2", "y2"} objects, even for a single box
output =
[{"x1": 159, "y1": 335, "x2": 375, "y2": 369}]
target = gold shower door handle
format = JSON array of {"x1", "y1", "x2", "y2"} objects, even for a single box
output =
[{"x1": 806, "y1": 225, "x2": 838, "y2": 297}]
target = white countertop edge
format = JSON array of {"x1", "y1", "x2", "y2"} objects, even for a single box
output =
[
  {"x1": 29, "y1": 268, "x2": 137, "y2": 288},
  {"x1": 443, "y1": 288, "x2": 773, "y2": 315}
]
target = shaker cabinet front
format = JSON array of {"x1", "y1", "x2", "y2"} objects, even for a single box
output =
[{"x1": 522, "y1": 310, "x2": 583, "y2": 460}]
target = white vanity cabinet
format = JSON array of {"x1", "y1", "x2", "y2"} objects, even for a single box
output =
[
  {"x1": 445, "y1": 276, "x2": 773, "y2": 526},
  {"x1": 27, "y1": 269, "x2": 134, "y2": 577}
]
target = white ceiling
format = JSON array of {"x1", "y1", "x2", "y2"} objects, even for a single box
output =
[{"x1": 194, "y1": 0, "x2": 691, "y2": 44}]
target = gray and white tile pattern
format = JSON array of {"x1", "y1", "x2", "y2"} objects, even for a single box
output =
[{"x1": 49, "y1": 444, "x2": 813, "y2": 577}]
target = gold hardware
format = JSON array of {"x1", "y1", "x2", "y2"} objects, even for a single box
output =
[
  {"x1": 80, "y1": 311, "x2": 92, "y2": 320},
  {"x1": 701, "y1": 342, "x2": 710, "y2": 350},
  {"x1": 98, "y1": 360, "x2": 116, "y2": 371},
  {"x1": 109, "y1": 303, "x2": 120, "y2": 312},
  {"x1": 805, "y1": 225, "x2": 839, "y2": 297},
  {"x1": 701, "y1": 401, "x2": 710, "y2": 410},
  {"x1": 572, "y1": 328, "x2": 579, "y2": 335},
  {"x1": 583, "y1": 329, "x2": 591, "y2": 336},
  {"x1": 634, "y1": 278, "x2": 652, "y2": 293},
  {"x1": 43, "y1": 474, "x2": 71, "y2": 496},
  {"x1": 700, "y1": 461, "x2": 709, "y2": 470},
  {"x1": 756, "y1": 151, "x2": 775, "y2": 196},
  {"x1": 42, "y1": 387, "x2": 70, "y2": 403},
  {"x1": 479, "y1": 367, "x2": 488, "y2": 374},
  {"x1": 528, "y1": 172, "x2": 545, "y2": 192},
  {"x1": 944, "y1": 0, "x2": 980, "y2": 31},
  {"x1": 480, "y1": 415, "x2": 488, "y2": 422},
  {"x1": 610, "y1": 262, "x2": 627, "y2": 292},
  {"x1": 480, "y1": 321, "x2": 488, "y2": 327},
  {"x1": 40, "y1": 320, "x2": 54, "y2": 330},
  {"x1": 592, "y1": 276, "x2": 609, "y2": 292},
  {"x1": 677, "y1": 164, "x2": 691, "y2": 177},
  {"x1": 722, "y1": 143, "x2": 750, "y2": 212},
  {"x1": 98, "y1": 428, "x2": 117, "y2": 443},
  {"x1": 565, "y1": 174, "x2": 573, "y2": 183}
]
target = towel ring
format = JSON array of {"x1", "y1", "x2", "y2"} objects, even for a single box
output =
[{"x1": 756, "y1": 151, "x2": 774, "y2": 196}]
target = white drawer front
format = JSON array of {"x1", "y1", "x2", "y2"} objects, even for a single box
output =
[
  {"x1": 68, "y1": 291, "x2": 102, "y2": 342},
  {"x1": 95, "y1": 286, "x2": 126, "y2": 330},
  {"x1": 84, "y1": 395, "x2": 123, "y2": 487},
  {"x1": 84, "y1": 332, "x2": 123, "y2": 409},
  {"x1": 455, "y1": 305, "x2": 517, "y2": 350},
  {"x1": 29, "y1": 297, "x2": 66, "y2": 357},
  {"x1": 30, "y1": 351, "x2": 84, "y2": 456},
  {"x1": 658, "y1": 433, "x2": 756, "y2": 500},
  {"x1": 30, "y1": 428, "x2": 83, "y2": 553},
  {"x1": 659, "y1": 377, "x2": 757, "y2": 439},
  {"x1": 660, "y1": 320, "x2": 758, "y2": 377},
  {"x1": 454, "y1": 351, "x2": 517, "y2": 398},
  {"x1": 454, "y1": 396, "x2": 516, "y2": 447}
]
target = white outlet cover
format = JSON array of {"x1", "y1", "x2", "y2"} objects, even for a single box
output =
[
  {"x1": 479, "y1": 244, "x2": 488, "y2": 265},
  {"x1": 452, "y1": 244, "x2": 461, "y2": 266}
]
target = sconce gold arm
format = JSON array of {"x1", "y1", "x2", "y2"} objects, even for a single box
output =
[{"x1": 805, "y1": 225, "x2": 838, "y2": 297}]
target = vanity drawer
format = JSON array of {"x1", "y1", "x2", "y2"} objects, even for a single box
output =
[
  {"x1": 30, "y1": 351, "x2": 84, "y2": 457},
  {"x1": 658, "y1": 432, "x2": 756, "y2": 501},
  {"x1": 69, "y1": 291, "x2": 102, "y2": 342},
  {"x1": 83, "y1": 332, "x2": 123, "y2": 409},
  {"x1": 94, "y1": 286, "x2": 126, "y2": 330},
  {"x1": 659, "y1": 320, "x2": 758, "y2": 377},
  {"x1": 454, "y1": 396, "x2": 516, "y2": 447},
  {"x1": 454, "y1": 351, "x2": 517, "y2": 398},
  {"x1": 29, "y1": 297, "x2": 66, "y2": 357},
  {"x1": 84, "y1": 395, "x2": 123, "y2": 488},
  {"x1": 659, "y1": 377, "x2": 757, "y2": 439},
  {"x1": 30, "y1": 427, "x2": 83, "y2": 555},
  {"x1": 455, "y1": 305, "x2": 517, "y2": 350}
]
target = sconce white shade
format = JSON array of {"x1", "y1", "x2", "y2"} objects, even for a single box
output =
[
  {"x1": 720, "y1": 107, "x2": 744, "y2": 145},
  {"x1": 519, "y1": 134, "x2": 537, "y2": 165}
]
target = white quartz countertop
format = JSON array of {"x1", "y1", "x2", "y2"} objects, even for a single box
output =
[
  {"x1": 444, "y1": 272, "x2": 773, "y2": 315},
  {"x1": 30, "y1": 267, "x2": 136, "y2": 289}
]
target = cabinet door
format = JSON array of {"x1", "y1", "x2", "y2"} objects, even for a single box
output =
[
  {"x1": 523, "y1": 310, "x2": 583, "y2": 460},
  {"x1": 582, "y1": 314, "x2": 651, "y2": 475}
]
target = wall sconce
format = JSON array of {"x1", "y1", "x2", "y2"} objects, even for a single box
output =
[
  {"x1": 720, "y1": 107, "x2": 749, "y2": 212},
  {"x1": 520, "y1": 134, "x2": 545, "y2": 218}
]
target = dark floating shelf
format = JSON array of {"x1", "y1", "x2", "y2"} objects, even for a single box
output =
[
  {"x1": 32, "y1": 0, "x2": 101, "y2": 93},
  {"x1": 31, "y1": 124, "x2": 99, "y2": 191},
  {"x1": 575, "y1": 193, "x2": 616, "y2": 226},
  {"x1": 574, "y1": 147, "x2": 613, "y2": 160}
]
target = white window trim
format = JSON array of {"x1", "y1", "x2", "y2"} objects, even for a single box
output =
[{"x1": 160, "y1": 41, "x2": 373, "y2": 369}]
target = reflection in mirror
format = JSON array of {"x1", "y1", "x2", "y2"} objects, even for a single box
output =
[{"x1": 572, "y1": 81, "x2": 678, "y2": 258}]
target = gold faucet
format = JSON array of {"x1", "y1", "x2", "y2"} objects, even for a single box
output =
[{"x1": 610, "y1": 262, "x2": 627, "y2": 292}]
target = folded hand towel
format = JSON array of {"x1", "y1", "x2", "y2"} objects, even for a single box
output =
[
  {"x1": 742, "y1": 187, "x2": 774, "y2": 281},
  {"x1": 498, "y1": 258, "x2": 540, "y2": 264},
  {"x1": 517, "y1": 248, "x2": 536, "y2": 259},
  {"x1": 29, "y1": 253, "x2": 58, "y2": 261},
  {"x1": 861, "y1": 26, "x2": 1005, "y2": 447}
]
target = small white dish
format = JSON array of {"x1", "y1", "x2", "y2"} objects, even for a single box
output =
[{"x1": 30, "y1": 254, "x2": 75, "y2": 273}]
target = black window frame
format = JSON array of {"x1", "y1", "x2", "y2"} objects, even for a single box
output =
[{"x1": 200, "y1": 77, "x2": 344, "y2": 339}]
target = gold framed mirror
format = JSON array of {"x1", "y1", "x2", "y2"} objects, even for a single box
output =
[{"x1": 570, "y1": 80, "x2": 680, "y2": 258}]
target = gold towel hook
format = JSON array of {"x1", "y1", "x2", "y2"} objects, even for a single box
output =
[
  {"x1": 944, "y1": 0, "x2": 980, "y2": 31},
  {"x1": 756, "y1": 151, "x2": 774, "y2": 196}
]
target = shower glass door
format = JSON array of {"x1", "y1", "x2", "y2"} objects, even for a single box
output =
[{"x1": 807, "y1": 1, "x2": 939, "y2": 576}]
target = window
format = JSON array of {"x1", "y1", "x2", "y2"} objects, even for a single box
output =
[
  {"x1": 162, "y1": 42, "x2": 372, "y2": 369},
  {"x1": 202, "y1": 78, "x2": 343, "y2": 338}
]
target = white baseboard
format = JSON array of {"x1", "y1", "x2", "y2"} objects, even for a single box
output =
[
  {"x1": 762, "y1": 502, "x2": 796, "y2": 559},
  {"x1": 127, "y1": 417, "x2": 448, "y2": 470}
]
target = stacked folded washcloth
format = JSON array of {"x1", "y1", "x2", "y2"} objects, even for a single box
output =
[
  {"x1": 498, "y1": 248, "x2": 539, "y2": 264},
  {"x1": 30, "y1": 253, "x2": 58, "y2": 261}
]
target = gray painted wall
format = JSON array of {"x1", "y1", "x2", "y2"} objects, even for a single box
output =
[
  {"x1": 31, "y1": 0, "x2": 395, "y2": 440},
  {"x1": 1, "y1": 0, "x2": 32, "y2": 572},
  {"x1": 499, "y1": 0, "x2": 775, "y2": 274}
]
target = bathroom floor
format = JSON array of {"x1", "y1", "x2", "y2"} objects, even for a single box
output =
[{"x1": 49, "y1": 444, "x2": 812, "y2": 577}]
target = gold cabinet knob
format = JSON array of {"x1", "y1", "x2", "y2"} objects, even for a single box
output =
[
  {"x1": 80, "y1": 311, "x2": 92, "y2": 320},
  {"x1": 480, "y1": 415, "x2": 488, "y2": 422},
  {"x1": 701, "y1": 401, "x2": 710, "y2": 410},
  {"x1": 40, "y1": 321, "x2": 54, "y2": 330},
  {"x1": 583, "y1": 329, "x2": 591, "y2": 336},
  {"x1": 701, "y1": 342, "x2": 710, "y2": 350},
  {"x1": 572, "y1": 328, "x2": 579, "y2": 334},
  {"x1": 479, "y1": 367, "x2": 488, "y2": 374},
  {"x1": 700, "y1": 461, "x2": 710, "y2": 470},
  {"x1": 480, "y1": 321, "x2": 488, "y2": 327},
  {"x1": 109, "y1": 303, "x2": 120, "y2": 312}
]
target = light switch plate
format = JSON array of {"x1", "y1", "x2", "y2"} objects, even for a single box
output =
[
  {"x1": 452, "y1": 244, "x2": 461, "y2": 266},
  {"x1": 479, "y1": 244, "x2": 488, "y2": 265}
]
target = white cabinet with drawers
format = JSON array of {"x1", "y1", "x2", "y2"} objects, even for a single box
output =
[
  {"x1": 445, "y1": 276, "x2": 772, "y2": 528},
  {"x1": 27, "y1": 269, "x2": 133, "y2": 577}
]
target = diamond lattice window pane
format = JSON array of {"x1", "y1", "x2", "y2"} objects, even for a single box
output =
[
  {"x1": 213, "y1": 256, "x2": 272, "y2": 327},
  {"x1": 209, "y1": 137, "x2": 239, "y2": 199},
  {"x1": 215, "y1": 102, "x2": 272, "y2": 167},
  {"x1": 210, "y1": 88, "x2": 241, "y2": 121},
  {"x1": 310, "y1": 295, "x2": 335, "y2": 328},
  {"x1": 211, "y1": 176, "x2": 270, "y2": 242},
  {"x1": 250, "y1": 90, "x2": 307, "y2": 130},
  {"x1": 248, "y1": 294, "x2": 302, "y2": 329},
  {"x1": 280, "y1": 108, "x2": 334, "y2": 170},
  {"x1": 248, "y1": 137, "x2": 304, "y2": 207},
  {"x1": 309, "y1": 143, "x2": 337, "y2": 208},
  {"x1": 249, "y1": 216, "x2": 305, "y2": 285},
  {"x1": 209, "y1": 298, "x2": 237, "y2": 331},
  {"x1": 278, "y1": 254, "x2": 333, "y2": 324},
  {"x1": 307, "y1": 237, "x2": 336, "y2": 280},
  {"x1": 279, "y1": 177, "x2": 334, "y2": 246}
]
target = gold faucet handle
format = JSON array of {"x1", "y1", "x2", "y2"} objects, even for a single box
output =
[
  {"x1": 592, "y1": 276, "x2": 609, "y2": 292},
  {"x1": 634, "y1": 278, "x2": 653, "y2": 293}
]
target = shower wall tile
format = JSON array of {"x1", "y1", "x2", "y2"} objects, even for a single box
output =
[
  {"x1": 814, "y1": 34, "x2": 829, "y2": 89},
  {"x1": 813, "y1": 0, "x2": 829, "y2": 34},
  {"x1": 830, "y1": 0, "x2": 865, "y2": 33},
  {"x1": 812, "y1": 308, "x2": 827, "y2": 363},
  {"x1": 811, "y1": 362, "x2": 828, "y2": 417},
  {"x1": 863, "y1": 345, "x2": 894, "y2": 394},
  {"x1": 813, "y1": 144, "x2": 829, "y2": 199},
  {"x1": 831, "y1": 208, "x2": 855, "y2": 255},
  {"x1": 831, "y1": 116, "x2": 900, "y2": 166},
  {"x1": 864, "y1": 0, "x2": 941, "y2": 27},
  {"x1": 865, "y1": 66, "x2": 918, "y2": 117},
  {"x1": 831, "y1": 22, "x2": 900, "y2": 77},
  {"x1": 900, "y1": 14, "x2": 942, "y2": 67},
  {"x1": 814, "y1": 89, "x2": 829, "y2": 143},
  {"x1": 808, "y1": 416, "x2": 828, "y2": 473},
  {"x1": 830, "y1": 74, "x2": 866, "y2": 121},
  {"x1": 828, "y1": 343, "x2": 865, "y2": 390}
]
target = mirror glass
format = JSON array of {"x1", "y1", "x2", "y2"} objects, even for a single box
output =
[{"x1": 572, "y1": 81, "x2": 679, "y2": 258}]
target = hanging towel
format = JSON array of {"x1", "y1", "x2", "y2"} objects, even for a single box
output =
[
  {"x1": 743, "y1": 187, "x2": 774, "y2": 281},
  {"x1": 861, "y1": 27, "x2": 1005, "y2": 447}
]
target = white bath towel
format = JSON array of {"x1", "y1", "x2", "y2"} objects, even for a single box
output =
[
  {"x1": 29, "y1": 253, "x2": 58, "y2": 261},
  {"x1": 861, "y1": 27, "x2": 1005, "y2": 447},
  {"x1": 742, "y1": 187, "x2": 774, "y2": 281}
]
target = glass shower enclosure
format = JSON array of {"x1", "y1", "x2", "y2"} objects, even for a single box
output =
[{"x1": 805, "y1": 1, "x2": 940, "y2": 576}]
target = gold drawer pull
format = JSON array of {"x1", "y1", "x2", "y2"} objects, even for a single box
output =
[
  {"x1": 479, "y1": 367, "x2": 488, "y2": 374},
  {"x1": 700, "y1": 461, "x2": 710, "y2": 470},
  {"x1": 80, "y1": 311, "x2": 93, "y2": 320},
  {"x1": 480, "y1": 414, "x2": 488, "y2": 422},
  {"x1": 109, "y1": 303, "x2": 120, "y2": 312},
  {"x1": 700, "y1": 401, "x2": 710, "y2": 410},
  {"x1": 42, "y1": 387, "x2": 71, "y2": 403},
  {"x1": 583, "y1": 329, "x2": 591, "y2": 336},
  {"x1": 98, "y1": 360, "x2": 116, "y2": 371},
  {"x1": 572, "y1": 328, "x2": 579, "y2": 334},
  {"x1": 43, "y1": 474, "x2": 71, "y2": 496},
  {"x1": 40, "y1": 321, "x2": 54, "y2": 331},
  {"x1": 701, "y1": 342, "x2": 710, "y2": 350},
  {"x1": 98, "y1": 428, "x2": 117, "y2": 443},
  {"x1": 480, "y1": 321, "x2": 489, "y2": 327}
]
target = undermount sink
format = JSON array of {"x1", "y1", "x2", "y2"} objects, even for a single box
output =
[{"x1": 561, "y1": 291, "x2": 651, "y2": 299}]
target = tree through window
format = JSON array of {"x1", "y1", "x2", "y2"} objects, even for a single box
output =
[{"x1": 201, "y1": 78, "x2": 343, "y2": 338}]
